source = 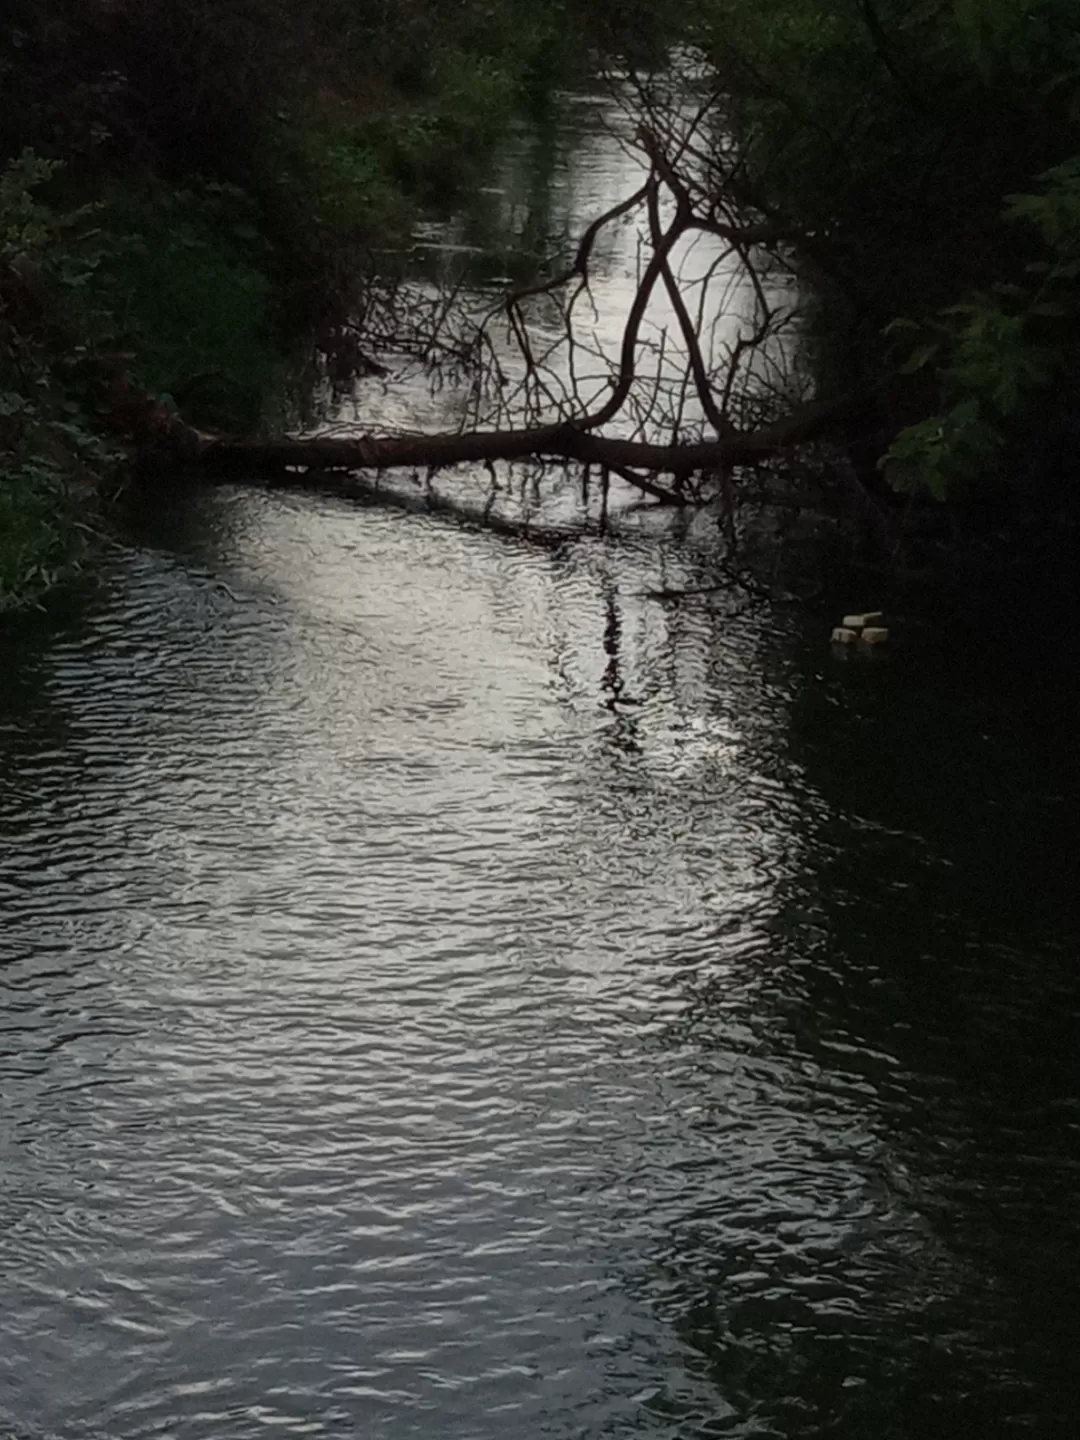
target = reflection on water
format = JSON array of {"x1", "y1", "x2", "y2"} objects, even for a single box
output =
[{"x1": 2, "y1": 88, "x2": 1080, "y2": 1440}]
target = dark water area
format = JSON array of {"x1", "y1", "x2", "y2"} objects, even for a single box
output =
[{"x1": 2, "y1": 88, "x2": 1080, "y2": 1440}]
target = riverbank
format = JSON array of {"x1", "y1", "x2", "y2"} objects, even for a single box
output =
[{"x1": 3, "y1": 2, "x2": 673, "y2": 609}]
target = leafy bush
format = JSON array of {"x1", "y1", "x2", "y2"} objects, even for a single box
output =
[
  {"x1": 1, "y1": 150, "x2": 110, "y2": 607},
  {"x1": 885, "y1": 158, "x2": 1080, "y2": 498},
  {"x1": 688, "y1": 0, "x2": 1080, "y2": 508},
  {"x1": 89, "y1": 183, "x2": 282, "y2": 430}
]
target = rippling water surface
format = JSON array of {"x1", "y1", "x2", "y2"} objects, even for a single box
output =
[{"x1": 2, "y1": 90, "x2": 1080, "y2": 1440}]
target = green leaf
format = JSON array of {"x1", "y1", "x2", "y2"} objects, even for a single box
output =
[
  {"x1": 898, "y1": 341, "x2": 940, "y2": 374},
  {"x1": 1028, "y1": 301, "x2": 1071, "y2": 318}
]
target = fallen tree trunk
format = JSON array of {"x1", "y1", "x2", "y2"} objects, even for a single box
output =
[
  {"x1": 112, "y1": 120, "x2": 877, "y2": 515},
  {"x1": 134, "y1": 392, "x2": 861, "y2": 507}
]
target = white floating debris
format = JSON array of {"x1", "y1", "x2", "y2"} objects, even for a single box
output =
[
  {"x1": 861, "y1": 627, "x2": 890, "y2": 645},
  {"x1": 831, "y1": 626, "x2": 859, "y2": 644},
  {"x1": 842, "y1": 611, "x2": 883, "y2": 629}
]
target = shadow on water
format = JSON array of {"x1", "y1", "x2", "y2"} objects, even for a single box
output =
[{"x1": 618, "y1": 612, "x2": 1080, "y2": 1439}]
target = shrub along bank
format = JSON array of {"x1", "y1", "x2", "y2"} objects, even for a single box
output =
[{"x1": 690, "y1": 0, "x2": 1080, "y2": 539}]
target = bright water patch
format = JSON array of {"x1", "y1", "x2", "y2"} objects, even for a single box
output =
[{"x1": 1, "y1": 487, "x2": 1078, "y2": 1440}]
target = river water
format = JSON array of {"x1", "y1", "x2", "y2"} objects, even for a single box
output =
[{"x1": 2, "y1": 90, "x2": 1079, "y2": 1440}]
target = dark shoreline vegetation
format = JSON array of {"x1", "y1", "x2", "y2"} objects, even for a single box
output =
[{"x1": 2, "y1": 1, "x2": 1079, "y2": 610}]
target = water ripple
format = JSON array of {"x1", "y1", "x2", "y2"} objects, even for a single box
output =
[{"x1": 1, "y1": 495, "x2": 1076, "y2": 1440}]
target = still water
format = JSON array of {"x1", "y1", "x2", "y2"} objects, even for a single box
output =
[{"x1": 2, "y1": 90, "x2": 1079, "y2": 1440}]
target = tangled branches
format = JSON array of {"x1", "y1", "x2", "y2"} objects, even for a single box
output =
[{"x1": 140, "y1": 109, "x2": 867, "y2": 520}]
